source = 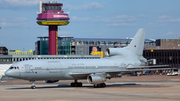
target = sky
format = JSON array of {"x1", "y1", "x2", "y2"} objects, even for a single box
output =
[{"x1": 0, "y1": 0, "x2": 180, "y2": 51}]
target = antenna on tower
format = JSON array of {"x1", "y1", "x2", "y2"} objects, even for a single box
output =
[{"x1": 40, "y1": 1, "x2": 43, "y2": 13}]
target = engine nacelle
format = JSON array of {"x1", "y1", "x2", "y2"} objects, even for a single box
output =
[
  {"x1": 87, "y1": 74, "x2": 106, "y2": 84},
  {"x1": 105, "y1": 48, "x2": 125, "y2": 57},
  {"x1": 45, "y1": 80, "x2": 59, "y2": 83}
]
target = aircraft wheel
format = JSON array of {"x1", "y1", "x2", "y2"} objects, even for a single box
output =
[
  {"x1": 78, "y1": 82, "x2": 82, "y2": 87},
  {"x1": 94, "y1": 83, "x2": 106, "y2": 88},
  {"x1": 31, "y1": 86, "x2": 36, "y2": 89},
  {"x1": 71, "y1": 83, "x2": 75, "y2": 87},
  {"x1": 74, "y1": 83, "x2": 78, "y2": 87},
  {"x1": 97, "y1": 84, "x2": 101, "y2": 87},
  {"x1": 102, "y1": 83, "x2": 106, "y2": 87}
]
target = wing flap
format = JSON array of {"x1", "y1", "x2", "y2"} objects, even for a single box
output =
[
  {"x1": 126, "y1": 65, "x2": 169, "y2": 69},
  {"x1": 106, "y1": 68, "x2": 171, "y2": 73}
]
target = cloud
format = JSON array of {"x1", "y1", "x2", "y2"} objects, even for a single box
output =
[
  {"x1": 0, "y1": 17, "x2": 27, "y2": 22},
  {"x1": 71, "y1": 15, "x2": 137, "y2": 27},
  {"x1": 158, "y1": 15, "x2": 170, "y2": 19},
  {"x1": 0, "y1": 0, "x2": 45, "y2": 6},
  {"x1": 157, "y1": 15, "x2": 180, "y2": 22},
  {"x1": 94, "y1": 15, "x2": 136, "y2": 23},
  {"x1": 94, "y1": 18, "x2": 113, "y2": 22},
  {"x1": 64, "y1": 2, "x2": 105, "y2": 10},
  {"x1": 0, "y1": 17, "x2": 29, "y2": 27},
  {"x1": 164, "y1": 31, "x2": 180, "y2": 37},
  {"x1": 170, "y1": 18, "x2": 180, "y2": 22},
  {"x1": 116, "y1": 15, "x2": 136, "y2": 22},
  {"x1": 13, "y1": 17, "x2": 27, "y2": 22},
  {"x1": 147, "y1": 23, "x2": 166, "y2": 27},
  {"x1": 116, "y1": 15, "x2": 129, "y2": 19},
  {"x1": 138, "y1": 14, "x2": 148, "y2": 18},
  {"x1": 0, "y1": 22, "x2": 7, "y2": 27},
  {"x1": 0, "y1": 22, "x2": 30, "y2": 27},
  {"x1": 157, "y1": 18, "x2": 180, "y2": 22},
  {"x1": 165, "y1": 31, "x2": 175, "y2": 36},
  {"x1": 71, "y1": 16, "x2": 91, "y2": 21},
  {"x1": 106, "y1": 23, "x2": 135, "y2": 26}
]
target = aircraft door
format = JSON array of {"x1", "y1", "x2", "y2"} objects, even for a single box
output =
[{"x1": 25, "y1": 64, "x2": 31, "y2": 73}]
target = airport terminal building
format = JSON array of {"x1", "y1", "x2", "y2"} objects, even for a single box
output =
[
  {"x1": 144, "y1": 39, "x2": 180, "y2": 68},
  {"x1": 35, "y1": 36, "x2": 155, "y2": 56}
]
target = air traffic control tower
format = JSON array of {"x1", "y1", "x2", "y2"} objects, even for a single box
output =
[{"x1": 37, "y1": 1, "x2": 70, "y2": 55}]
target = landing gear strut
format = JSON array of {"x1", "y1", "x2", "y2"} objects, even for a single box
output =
[
  {"x1": 71, "y1": 79, "x2": 83, "y2": 87},
  {"x1": 94, "y1": 83, "x2": 106, "y2": 88},
  {"x1": 30, "y1": 80, "x2": 36, "y2": 89}
]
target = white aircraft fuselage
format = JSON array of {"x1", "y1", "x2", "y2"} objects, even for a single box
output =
[{"x1": 5, "y1": 56, "x2": 141, "y2": 80}]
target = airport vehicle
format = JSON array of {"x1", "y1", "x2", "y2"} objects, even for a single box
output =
[{"x1": 5, "y1": 29, "x2": 168, "y2": 89}]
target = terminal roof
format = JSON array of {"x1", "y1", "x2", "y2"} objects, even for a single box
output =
[
  {"x1": 72, "y1": 38, "x2": 154, "y2": 42},
  {"x1": 37, "y1": 37, "x2": 154, "y2": 42}
]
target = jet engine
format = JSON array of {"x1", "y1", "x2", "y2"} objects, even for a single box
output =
[
  {"x1": 87, "y1": 74, "x2": 106, "y2": 84},
  {"x1": 105, "y1": 48, "x2": 125, "y2": 57},
  {"x1": 44, "y1": 80, "x2": 59, "y2": 83}
]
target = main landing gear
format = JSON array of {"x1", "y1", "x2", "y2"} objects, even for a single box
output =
[
  {"x1": 94, "y1": 83, "x2": 106, "y2": 88},
  {"x1": 71, "y1": 79, "x2": 83, "y2": 87},
  {"x1": 30, "y1": 80, "x2": 36, "y2": 89}
]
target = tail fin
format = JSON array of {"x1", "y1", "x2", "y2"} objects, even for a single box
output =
[{"x1": 126, "y1": 28, "x2": 146, "y2": 56}]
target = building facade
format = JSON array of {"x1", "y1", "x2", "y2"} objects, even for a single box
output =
[
  {"x1": 35, "y1": 36, "x2": 155, "y2": 57},
  {"x1": 0, "y1": 47, "x2": 8, "y2": 55},
  {"x1": 143, "y1": 39, "x2": 180, "y2": 68}
]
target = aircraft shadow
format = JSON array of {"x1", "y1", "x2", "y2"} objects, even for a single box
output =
[
  {"x1": 7, "y1": 84, "x2": 71, "y2": 90},
  {"x1": 7, "y1": 82, "x2": 167, "y2": 90},
  {"x1": 7, "y1": 83, "x2": 143, "y2": 90}
]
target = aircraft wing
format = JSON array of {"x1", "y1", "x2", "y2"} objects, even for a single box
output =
[
  {"x1": 126, "y1": 65, "x2": 169, "y2": 69},
  {"x1": 70, "y1": 66, "x2": 171, "y2": 77},
  {"x1": 106, "y1": 67, "x2": 171, "y2": 73}
]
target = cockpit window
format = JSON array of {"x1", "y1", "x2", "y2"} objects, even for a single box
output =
[{"x1": 9, "y1": 67, "x2": 19, "y2": 70}]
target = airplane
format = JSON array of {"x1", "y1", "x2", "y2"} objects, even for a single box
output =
[{"x1": 5, "y1": 29, "x2": 169, "y2": 89}]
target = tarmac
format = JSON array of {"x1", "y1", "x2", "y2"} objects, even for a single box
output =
[{"x1": 0, "y1": 75, "x2": 180, "y2": 101}]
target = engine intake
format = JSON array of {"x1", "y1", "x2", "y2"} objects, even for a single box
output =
[
  {"x1": 105, "y1": 48, "x2": 124, "y2": 57},
  {"x1": 87, "y1": 74, "x2": 106, "y2": 84}
]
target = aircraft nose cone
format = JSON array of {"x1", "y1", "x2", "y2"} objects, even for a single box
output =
[
  {"x1": 5, "y1": 70, "x2": 12, "y2": 77},
  {"x1": 5, "y1": 70, "x2": 19, "y2": 78}
]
